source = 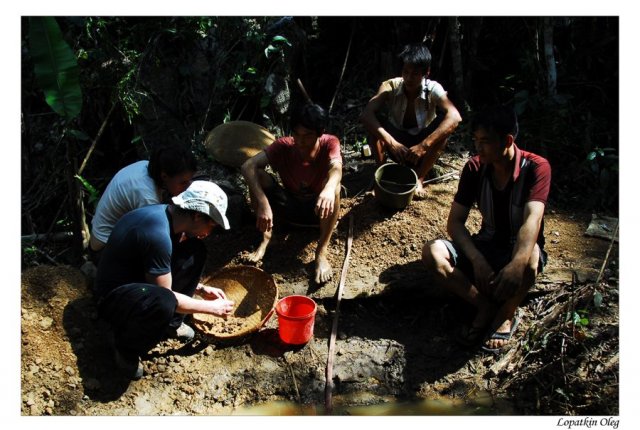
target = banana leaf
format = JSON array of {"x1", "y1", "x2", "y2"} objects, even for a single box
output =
[{"x1": 28, "y1": 17, "x2": 82, "y2": 119}]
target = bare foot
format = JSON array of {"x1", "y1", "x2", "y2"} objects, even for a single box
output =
[
  {"x1": 241, "y1": 231, "x2": 271, "y2": 264},
  {"x1": 242, "y1": 244, "x2": 267, "y2": 264},
  {"x1": 413, "y1": 181, "x2": 428, "y2": 200},
  {"x1": 314, "y1": 254, "x2": 333, "y2": 284}
]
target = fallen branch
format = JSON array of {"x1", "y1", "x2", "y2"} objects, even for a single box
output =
[
  {"x1": 490, "y1": 277, "x2": 594, "y2": 377},
  {"x1": 22, "y1": 231, "x2": 74, "y2": 244},
  {"x1": 284, "y1": 356, "x2": 302, "y2": 403},
  {"x1": 422, "y1": 171, "x2": 458, "y2": 185},
  {"x1": 324, "y1": 215, "x2": 354, "y2": 414}
]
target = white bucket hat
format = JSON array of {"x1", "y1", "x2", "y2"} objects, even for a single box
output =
[{"x1": 172, "y1": 180, "x2": 230, "y2": 230}]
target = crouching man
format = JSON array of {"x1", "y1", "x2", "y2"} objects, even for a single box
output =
[
  {"x1": 95, "y1": 180, "x2": 235, "y2": 379},
  {"x1": 241, "y1": 103, "x2": 342, "y2": 284},
  {"x1": 422, "y1": 106, "x2": 551, "y2": 352}
]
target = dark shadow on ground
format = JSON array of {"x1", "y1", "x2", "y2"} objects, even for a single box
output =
[
  {"x1": 62, "y1": 297, "x2": 131, "y2": 402},
  {"x1": 318, "y1": 260, "x2": 481, "y2": 400},
  {"x1": 249, "y1": 328, "x2": 308, "y2": 357}
]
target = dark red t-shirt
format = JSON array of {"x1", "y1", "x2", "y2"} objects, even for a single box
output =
[
  {"x1": 265, "y1": 134, "x2": 342, "y2": 198},
  {"x1": 454, "y1": 145, "x2": 551, "y2": 245}
]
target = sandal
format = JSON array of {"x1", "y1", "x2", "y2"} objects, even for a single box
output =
[{"x1": 481, "y1": 310, "x2": 522, "y2": 354}]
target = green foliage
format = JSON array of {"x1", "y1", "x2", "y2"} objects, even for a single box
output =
[
  {"x1": 74, "y1": 174, "x2": 100, "y2": 209},
  {"x1": 351, "y1": 136, "x2": 367, "y2": 152},
  {"x1": 28, "y1": 17, "x2": 83, "y2": 119},
  {"x1": 23, "y1": 245, "x2": 38, "y2": 256},
  {"x1": 264, "y1": 35, "x2": 291, "y2": 58},
  {"x1": 117, "y1": 66, "x2": 145, "y2": 124},
  {"x1": 572, "y1": 309, "x2": 590, "y2": 328}
]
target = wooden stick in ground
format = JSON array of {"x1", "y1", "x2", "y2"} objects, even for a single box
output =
[
  {"x1": 78, "y1": 101, "x2": 118, "y2": 176},
  {"x1": 324, "y1": 215, "x2": 354, "y2": 415},
  {"x1": 596, "y1": 220, "x2": 619, "y2": 285},
  {"x1": 328, "y1": 25, "x2": 354, "y2": 115},
  {"x1": 296, "y1": 79, "x2": 313, "y2": 104}
]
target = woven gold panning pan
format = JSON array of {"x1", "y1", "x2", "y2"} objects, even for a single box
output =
[{"x1": 192, "y1": 265, "x2": 278, "y2": 341}]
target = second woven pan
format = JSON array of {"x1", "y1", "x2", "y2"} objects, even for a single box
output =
[{"x1": 192, "y1": 265, "x2": 278, "y2": 341}]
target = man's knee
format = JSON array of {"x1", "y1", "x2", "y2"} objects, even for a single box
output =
[
  {"x1": 422, "y1": 239, "x2": 452, "y2": 275},
  {"x1": 152, "y1": 287, "x2": 179, "y2": 320}
]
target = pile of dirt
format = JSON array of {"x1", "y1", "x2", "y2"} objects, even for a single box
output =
[{"x1": 20, "y1": 152, "x2": 619, "y2": 416}]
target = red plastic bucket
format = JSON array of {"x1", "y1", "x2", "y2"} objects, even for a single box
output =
[{"x1": 275, "y1": 295, "x2": 317, "y2": 345}]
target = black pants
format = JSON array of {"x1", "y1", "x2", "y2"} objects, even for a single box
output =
[{"x1": 98, "y1": 238, "x2": 206, "y2": 357}]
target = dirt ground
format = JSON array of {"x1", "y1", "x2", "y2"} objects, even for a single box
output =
[{"x1": 20, "y1": 149, "x2": 619, "y2": 416}]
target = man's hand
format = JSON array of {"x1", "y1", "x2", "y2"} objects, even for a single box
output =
[
  {"x1": 255, "y1": 201, "x2": 273, "y2": 233},
  {"x1": 315, "y1": 188, "x2": 336, "y2": 219},
  {"x1": 386, "y1": 138, "x2": 410, "y2": 163},
  {"x1": 471, "y1": 254, "x2": 495, "y2": 295},
  {"x1": 205, "y1": 298, "x2": 235, "y2": 318},
  {"x1": 196, "y1": 284, "x2": 228, "y2": 300},
  {"x1": 406, "y1": 142, "x2": 427, "y2": 165},
  {"x1": 491, "y1": 261, "x2": 524, "y2": 301}
]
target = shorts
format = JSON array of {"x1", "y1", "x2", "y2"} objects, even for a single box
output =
[
  {"x1": 441, "y1": 237, "x2": 547, "y2": 286},
  {"x1": 265, "y1": 180, "x2": 319, "y2": 227},
  {"x1": 376, "y1": 114, "x2": 444, "y2": 149}
]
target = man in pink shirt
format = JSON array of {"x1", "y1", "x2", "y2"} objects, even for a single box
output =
[{"x1": 241, "y1": 103, "x2": 342, "y2": 283}]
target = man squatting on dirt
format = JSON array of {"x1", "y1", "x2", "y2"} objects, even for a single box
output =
[
  {"x1": 422, "y1": 106, "x2": 551, "y2": 353},
  {"x1": 241, "y1": 103, "x2": 342, "y2": 284},
  {"x1": 360, "y1": 44, "x2": 461, "y2": 199},
  {"x1": 94, "y1": 181, "x2": 235, "y2": 379}
]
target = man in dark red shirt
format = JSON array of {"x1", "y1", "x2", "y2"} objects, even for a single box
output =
[
  {"x1": 422, "y1": 106, "x2": 551, "y2": 353},
  {"x1": 241, "y1": 103, "x2": 342, "y2": 283}
]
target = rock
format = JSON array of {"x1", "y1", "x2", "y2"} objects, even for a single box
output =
[
  {"x1": 39, "y1": 317, "x2": 54, "y2": 330},
  {"x1": 65, "y1": 366, "x2": 75, "y2": 376}
]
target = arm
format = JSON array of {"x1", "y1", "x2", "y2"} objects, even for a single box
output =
[
  {"x1": 316, "y1": 161, "x2": 343, "y2": 219},
  {"x1": 407, "y1": 95, "x2": 462, "y2": 161},
  {"x1": 360, "y1": 83, "x2": 408, "y2": 162},
  {"x1": 492, "y1": 200, "x2": 545, "y2": 300},
  {"x1": 145, "y1": 272, "x2": 234, "y2": 317},
  {"x1": 447, "y1": 201, "x2": 495, "y2": 291},
  {"x1": 240, "y1": 151, "x2": 273, "y2": 233}
]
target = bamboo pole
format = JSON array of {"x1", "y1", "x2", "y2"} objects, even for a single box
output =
[{"x1": 324, "y1": 215, "x2": 354, "y2": 414}]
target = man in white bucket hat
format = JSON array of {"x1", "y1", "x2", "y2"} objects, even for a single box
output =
[{"x1": 95, "y1": 180, "x2": 234, "y2": 379}]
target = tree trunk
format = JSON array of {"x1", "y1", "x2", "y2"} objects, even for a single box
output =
[
  {"x1": 463, "y1": 17, "x2": 483, "y2": 107},
  {"x1": 542, "y1": 17, "x2": 558, "y2": 98},
  {"x1": 448, "y1": 17, "x2": 465, "y2": 110}
]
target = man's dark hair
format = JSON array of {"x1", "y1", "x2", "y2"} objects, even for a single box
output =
[
  {"x1": 471, "y1": 105, "x2": 519, "y2": 141},
  {"x1": 289, "y1": 103, "x2": 328, "y2": 135},
  {"x1": 148, "y1": 145, "x2": 198, "y2": 185},
  {"x1": 398, "y1": 44, "x2": 432, "y2": 75}
]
